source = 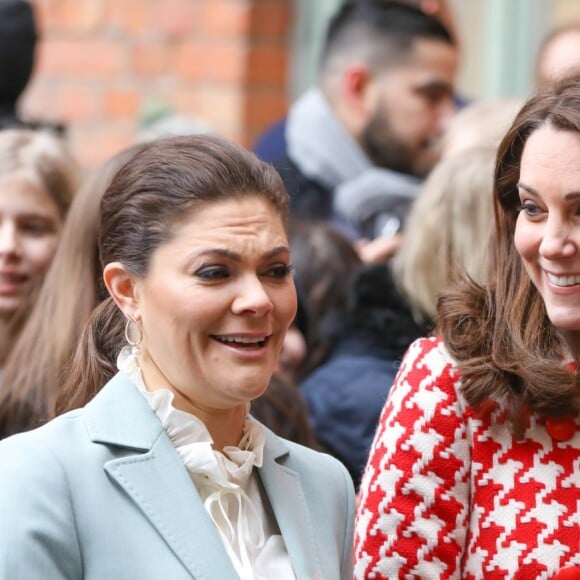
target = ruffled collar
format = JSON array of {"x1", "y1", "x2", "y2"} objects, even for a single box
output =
[
  {"x1": 117, "y1": 347, "x2": 271, "y2": 577},
  {"x1": 117, "y1": 346, "x2": 265, "y2": 486}
]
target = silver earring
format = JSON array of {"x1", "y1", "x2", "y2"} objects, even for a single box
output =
[{"x1": 124, "y1": 316, "x2": 143, "y2": 347}]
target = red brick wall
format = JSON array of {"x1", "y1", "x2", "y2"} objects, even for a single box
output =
[{"x1": 22, "y1": 0, "x2": 293, "y2": 169}]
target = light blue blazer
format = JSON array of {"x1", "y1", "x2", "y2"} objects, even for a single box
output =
[{"x1": 0, "y1": 372, "x2": 355, "y2": 579}]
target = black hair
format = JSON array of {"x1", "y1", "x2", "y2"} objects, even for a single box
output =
[
  {"x1": 0, "y1": 0, "x2": 37, "y2": 109},
  {"x1": 321, "y1": 0, "x2": 454, "y2": 75}
]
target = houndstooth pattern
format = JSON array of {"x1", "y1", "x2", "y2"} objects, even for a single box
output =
[{"x1": 354, "y1": 336, "x2": 580, "y2": 579}]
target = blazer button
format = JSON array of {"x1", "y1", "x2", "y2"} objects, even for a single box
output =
[{"x1": 553, "y1": 565, "x2": 580, "y2": 580}]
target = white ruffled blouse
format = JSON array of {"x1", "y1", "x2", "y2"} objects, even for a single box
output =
[{"x1": 117, "y1": 347, "x2": 295, "y2": 580}]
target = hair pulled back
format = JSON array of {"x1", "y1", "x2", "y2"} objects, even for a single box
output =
[{"x1": 57, "y1": 135, "x2": 288, "y2": 414}]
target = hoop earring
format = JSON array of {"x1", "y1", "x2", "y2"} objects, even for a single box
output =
[{"x1": 124, "y1": 316, "x2": 143, "y2": 347}]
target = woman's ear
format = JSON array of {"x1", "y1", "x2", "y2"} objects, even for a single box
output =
[{"x1": 103, "y1": 262, "x2": 140, "y2": 319}]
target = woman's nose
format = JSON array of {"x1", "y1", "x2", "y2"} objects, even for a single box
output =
[
  {"x1": 0, "y1": 222, "x2": 22, "y2": 257},
  {"x1": 539, "y1": 219, "x2": 576, "y2": 259},
  {"x1": 231, "y1": 275, "x2": 273, "y2": 316}
]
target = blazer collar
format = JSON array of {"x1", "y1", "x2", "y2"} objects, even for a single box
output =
[
  {"x1": 84, "y1": 371, "x2": 163, "y2": 450},
  {"x1": 259, "y1": 428, "x2": 323, "y2": 580},
  {"x1": 84, "y1": 372, "x2": 237, "y2": 579},
  {"x1": 84, "y1": 373, "x2": 322, "y2": 579}
]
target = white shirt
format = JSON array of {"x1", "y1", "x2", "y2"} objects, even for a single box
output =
[{"x1": 117, "y1": 347, "x2": 295, "y2": 580}]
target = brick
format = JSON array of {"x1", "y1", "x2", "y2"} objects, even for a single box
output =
[
  {"x1": 70, "y1": 124, "x2": 136, "y2": 169},
  {"x1": 19, "y1": 81, "x2": 60, "y2": 124},
  {"x1": 39, "y1": 39, "x2": 125, "y2": 78},
  {"x1": 250, "y1": 0, "x2": 293, "y2": 40},
  {"x1": 33, "y1": 0, "x2": 105, "y2": 34},
  {"x1": 150, "y1": 0, "x2": 201, "y2": 38},
  {"x1": 131, "y1": 42, "x2": 172, "y2": 77},
  {"x1": 30, "y1": 1, "x2": 58, "y2": 34},
  {"x1": 176, "y1": 40, "x2": 248, "y2": 83},
  {"x1": 27, "y1": 0, "x2": 295, "y2": 173},
  {"x1": 246, "y1": 45, "x2": 288, "y2": 86},
  {"x1": 55, "y1": 83, "x2": 103, "y2": 122},
  {"x1": 59, "y1": 0, "x2": 105, "y2": 34},
  {"x1": 171, "y1": 86, "x2": 244, "y2": 133},
  {"x1": 201, "y1": 0, "x2": 251, "y2": 37},
  {"x1": 244, "y1": 90, "x2": 288, "y2": 128},
  {"x1": 104, "y1": 0, "x2": 152, "y2": 35},
  {"x1": 105, "y1": 89, "x2": 141, "y2": 118}
]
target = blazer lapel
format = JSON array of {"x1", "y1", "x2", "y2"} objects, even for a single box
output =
[
  {"x1": 85, "y1": 373, "x2": 237, "y2": 580},
  {"x1": 258, "y1": 430, "x2": 323, "y2": 580}
]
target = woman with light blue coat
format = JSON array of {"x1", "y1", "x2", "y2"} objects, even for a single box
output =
[{"x1": 0, "y1": 135, "x2": 355, "y2": 580}]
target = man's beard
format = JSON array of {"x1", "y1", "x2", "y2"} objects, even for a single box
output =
[{"x1": 360, "y1": 106, "x2": 432, "y2": 178}]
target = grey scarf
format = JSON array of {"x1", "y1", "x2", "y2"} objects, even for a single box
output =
[{"x1": 286, "y1": 89, "x2": 421, "y2": 239}]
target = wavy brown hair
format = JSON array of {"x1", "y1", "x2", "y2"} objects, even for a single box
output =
[
  {"x1": 438, "y1": 73, "x2": 580, "y2": 436},
  {"x1": 55, "y1": 135, "x2": 288, "y2": 415}
]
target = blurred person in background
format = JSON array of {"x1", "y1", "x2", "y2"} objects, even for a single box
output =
[
  {"x1": 394, "y1": 98, "x2": 521, "y2": 324},
  {"x1": 0, "y1": 143, "x2": 143, "y2": 439},
  {"x1": 288, "y1": 219, "x2": 363, "y2": 381},
  {"x1": 0, "y1": 0, "x2": 65, "y2": 134},
  {"x1": 300, "y1": 261, "x2": 426, "y2": 487},
  {"x1": 394, "y1": 147, "x2": 498, "y2": 325},
  {"x1": 300, "y1": 98, "x2": 519, "y2": 487},
  {"x1": 253, "y1": 0, "x2": 462, "y2": 164},
  {"x1": 440, "y1": 97, "x2": 522, "y2": 158},
  {"x1": 0, "y1": 128, "x2": 80, "y2": 380},
  {"x1": 272, "y1": 0, "x2": 458, "y2": 262},
  {"x1": 273, "y1": 284, "x2": 309, "y2": 387},
  {"x1": 536, "y1": 23, "x2": 580, "y2": 87}
]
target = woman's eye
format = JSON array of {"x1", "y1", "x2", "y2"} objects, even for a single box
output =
[
  {"x1": 517, "y1": 202, "x2": 543, "y2": 218},
  {"x1": 195, "y1": 266, "x2": 229, "y2": 280},
  {"x1": 19, "y1": 220, "x2": 55, "y2": 235},
  {"x1": 265, "y1": 264, "x2": 293, "y2": 279}
]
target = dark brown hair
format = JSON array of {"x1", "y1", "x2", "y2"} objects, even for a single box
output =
[
  {"x1": 438, "y1": 73, "x2": 580, "y2": 435},
  {"x1": 56, "y1": 135, "x2": 288, "y2": 414},
  {"x1": 288, "y1": 219, "x2": 363, "y2": 379}
]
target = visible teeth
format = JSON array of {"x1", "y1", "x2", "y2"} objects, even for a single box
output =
[
  {"x1": 547, "y1": 273, "x2": 580, "y2": 287},
  {"x1": 215, "y1": 336, "x2": 266, "y2": 344}
]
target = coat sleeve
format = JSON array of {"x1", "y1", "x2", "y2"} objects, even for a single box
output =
[
  {"x1": 354, "y1": 337, "x2": 470, "y2": 579},
  {"x1": 0, "y1": 433, "x2": 82, "y2": 579}
]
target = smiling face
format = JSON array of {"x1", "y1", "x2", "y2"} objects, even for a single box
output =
[
  {"x1": 514, "y1": 123, "x2": 580, "y2": 333},
  {"x1": 0, "y1": 173, "x2": 62, "y2": 319},
  {"x1": 361, "y1": 37, "x2": 457, "y2": 177},
  {"x1": 126, "y1": 196, "x2": 297, "y2": 415}
]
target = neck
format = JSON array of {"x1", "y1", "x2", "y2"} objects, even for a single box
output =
[
  {"x1": 137, "y1": 350, "x2": 248, "y2": 450},
  {"x1": 170, "y1": 389, "x2": 248, "y2": 450},
  {"x1": 197, "y1": 404, "x2": 248, "y2": 451}
]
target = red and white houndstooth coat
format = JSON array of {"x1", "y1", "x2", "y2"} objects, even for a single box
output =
[{"x1": 354, "y1": 336, "x2": 580, "y2": 579}]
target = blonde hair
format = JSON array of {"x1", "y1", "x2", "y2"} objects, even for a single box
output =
[
  {"x1": 442, "y1": 98, "x2": 522, "y2": 158},
  {"x1": 0, "y1": 128, "x2": 82, "y2": 216},
  {"x1": 393, "y1": 99, "x2": 521, "y2": 322},
  {"x1": 393, "y1": 146, "x2": 496, "y2": 322}
]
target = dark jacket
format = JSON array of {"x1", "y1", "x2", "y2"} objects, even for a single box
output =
[
  {"x1": 300, "y1": 338, "x2": 401, "y2": 487},
  {"x1": 273, "y1": 154, "x2": 334, "y2": 221},
  {"x1": 299, "y1": 262, "x2": 430, "y2": 488}
]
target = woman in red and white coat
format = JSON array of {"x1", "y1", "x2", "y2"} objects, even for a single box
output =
[{"x1": 355, "y1": 73, "x2": 580, "y2": 580}]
